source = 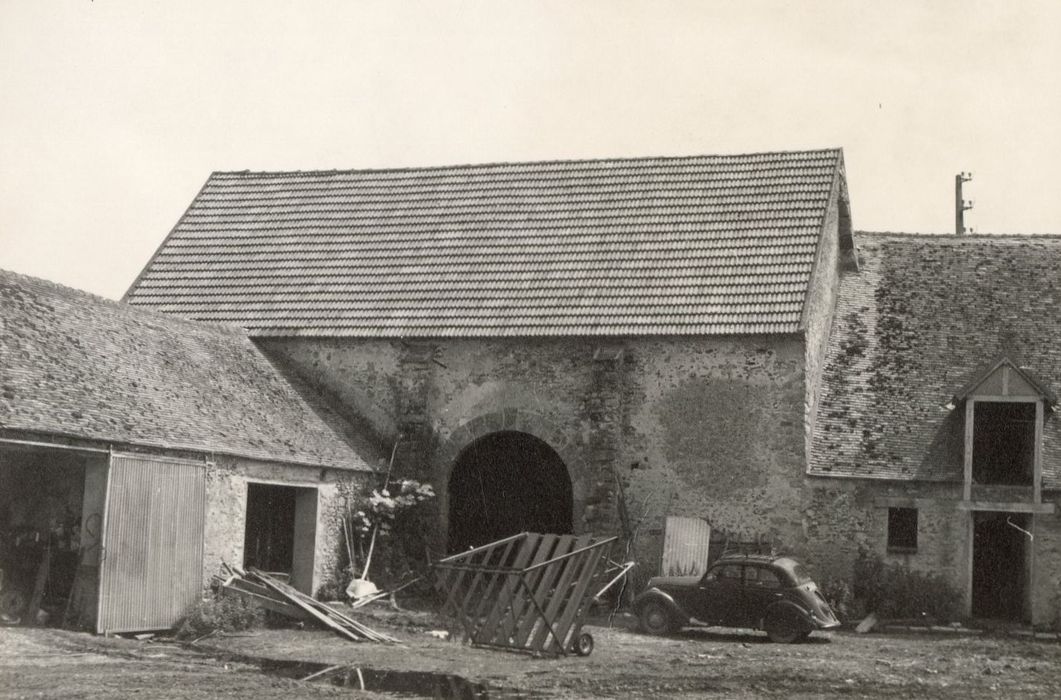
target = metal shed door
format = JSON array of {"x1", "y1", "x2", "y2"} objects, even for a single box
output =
[
  {"x1": 661, "y1": 516, "x2": 712, "y2": 577},
  {"x1": 97, "y1": 454, "x2": 206, "y2": 633}
]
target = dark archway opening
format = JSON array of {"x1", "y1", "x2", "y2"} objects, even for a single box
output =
[
  {"x1": 972, "y1": 512, "x2": 1030, "y2": 621},
  {"x1": 447, "y1": 431, "x2": 572, "y2": 552}
]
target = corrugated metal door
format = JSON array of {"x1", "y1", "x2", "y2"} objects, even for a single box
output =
[
  {"x1": 97, "y1": 454, "x2": 206, "y2": 633},
  {"x1": 661, "y1": 516, "x2": 712, "y2": 577}
]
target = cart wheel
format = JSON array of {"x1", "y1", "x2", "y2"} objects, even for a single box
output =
[
  {"x1": 573, "y1": 632, "x2": 594, "y2": 656},
  {"x1": 0, "y1": 589, "x2": 26, "y2": 619}
]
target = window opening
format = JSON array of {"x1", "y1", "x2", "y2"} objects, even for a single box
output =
[
  {"x1": 972, "y1": 402, "x2": 1036, "y2": 485},
  {"x1": 747, "y1": 567, "x2": 781, "y2": 589},
  {"x1": 887, "y1": 507, "x2": 918, "y2": 552}
]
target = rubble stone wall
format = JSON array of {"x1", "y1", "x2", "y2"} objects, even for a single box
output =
[
  {"x1": 203, "y1": 456, "x2": 372, "y2": 596},
  {"x1": 802, "y1": 478, "x2": 966, "y2": 584},
  {"x1": 259, "y1": 334, "x2": 810, "y2": 570}
]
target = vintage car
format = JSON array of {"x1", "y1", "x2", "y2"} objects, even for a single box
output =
[{"x1": 633, "y1": 554, "x2": 840, "y2": 643}]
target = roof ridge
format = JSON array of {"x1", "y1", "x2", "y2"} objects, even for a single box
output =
[
  {"x1": 209, "y1": 148, "x2": 843, "y2": 178},
  {"x1": 856, "y1": 230, "x2": 1061, "y2": 240}
]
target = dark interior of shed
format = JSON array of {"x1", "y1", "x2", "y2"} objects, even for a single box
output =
[
  {"x1": 243, "y1": 483, "x2": 297, "y2": 575},
  {"x1": 0, "y1": 447, "x2": 87, "y2": 627},
  {"x1": 972, "y1": 402, "x2": 1036, "y2": 485}
]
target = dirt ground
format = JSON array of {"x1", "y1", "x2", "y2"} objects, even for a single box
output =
[{"x1": 3, "y1": 610, "x2": 1061, "y2": 699}]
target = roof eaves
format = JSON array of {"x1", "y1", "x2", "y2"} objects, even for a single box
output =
[{"x1": 1, "y1": 425, "x2": 379, "y2": 473}]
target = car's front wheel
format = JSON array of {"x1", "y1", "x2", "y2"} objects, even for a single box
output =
[{"x1": 638, "y1": 600, "x2": 678, "y2": 635}]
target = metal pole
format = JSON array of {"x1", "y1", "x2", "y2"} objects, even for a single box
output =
[
  {"x1": 955, "y1": 172, "x2": 973, "y2": 235},
  {"x1": 955, "y1": 174, "x2": 964, "y2": 235}
]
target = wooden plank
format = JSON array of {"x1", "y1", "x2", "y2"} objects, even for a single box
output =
[
  {"x1": 248, "y1": 569, "x2": 376, "y2": 643},
  {"x1": 270, "y1": 580, "x2": 396, "y2": 643},
  {"x1": 963, "y1": 400, "x2": 974, "y2": 501},
  {"x1": 496, "y1": 534, "x2": 559, "y2": 645},
  {"x1": 527, "y1": 535, "x2": 593, "y2": 653},
  {"x1": 22, "y1": 548, "x2": 51, "y2": 626},
  {"x1": 436, "y1": 532, "x2": 527, "y2": 565},
  {"x1": 1034, "y1": 400, "x2": 1044, "y2": 504},
  {"x1": 476, "y1": 534, "x2": 540, "y2": 646},
  {"x1": 513, "y1": 535, "x2": 577, "y2": 649},
  {"x1": 552, "y1": 544, "x2": 609, "y2": 653},
  {"x1": 221, "y1": 584, "x2": 313, "y2": 621},
  {"x1": 468, "y1": 540, "x2": 520, "y2": 625},
  {"x1": 456, "y1": 537, "x2": 517, "y2": 633}
]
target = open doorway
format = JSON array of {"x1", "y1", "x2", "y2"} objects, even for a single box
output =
[
  {"x1": 972, "y1": 402, "x2": 1036, "y2": 485},
  {"x1": 972, "y1": 511, "x2": 1031, "y2": 621},
  {"x1": 243, "y1": 483, "x2": 318, "y2": 593},
  {"x1": 447, "y1": 431, "x2": 572, "y2": 552},
  {"x1": 0, "y1": 445, "x2": 105, "y2": 628}
]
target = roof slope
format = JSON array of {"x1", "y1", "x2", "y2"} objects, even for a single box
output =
[
  {"x1": 0, "y1": 269, "x2": 377, "y2": 470},
  {"x1": 810, "y1": 233, "x2": 1061, "y2": 486},
  {"x1": 124, "y1": 150, "x2": 846, "y2": 337}
]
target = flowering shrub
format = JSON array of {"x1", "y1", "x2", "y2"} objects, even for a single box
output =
[
  {"x1": 352, "y1": 480, "x2": 435, "y2": 537},
  {"x1": 342, "y1": 479, "x2": 436, "y2": 593}
]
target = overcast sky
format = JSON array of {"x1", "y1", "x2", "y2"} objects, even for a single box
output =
[{"x1": 2, "y1": 1, "x2": 1059, "y2": 300}]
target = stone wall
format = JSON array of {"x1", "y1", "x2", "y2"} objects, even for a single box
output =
[
  {"x1": 203, "y1": 456, "x2": 373, "y2": 595},
  {"x1": 804, "y1": 476, "x2": 1061, "y2": 625},
  {"x1": 803, "y1": 478, "x2": 966, "y2": 584},
  {"x1": 802, "y1": 186, "x2": 842, "y2": 459},
  {"x1": 1032, "y1": 502, "x2": 1061, "y2": 626},
  {"x1": 259, "y1": 333, "x2": 810, "y2": 570}
]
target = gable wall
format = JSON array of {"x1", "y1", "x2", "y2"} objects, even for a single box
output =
[
  {"x1": 802, "y1": 186, "x2": 843, "y2": 461},
  {"x1": 259, "y1": 334, "x2": 811, "y2": 569}
]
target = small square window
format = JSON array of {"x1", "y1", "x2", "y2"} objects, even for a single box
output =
[{"x1": 887, "y1": 507, "x2": 918, "y2": 552}]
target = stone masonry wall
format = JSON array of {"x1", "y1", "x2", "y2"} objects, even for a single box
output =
[
  {"x1": 802, "y1": 188, "x2": 842, "y2": 459},
  {"x1": 804, "y1": 476, "x2": 1061, "y2": 625},
  {"x1": 203, "y1": 456, "x2": 373, "y2": 596},
  {"x1": 259, "y1": 333, "x2": 810, "y2": 571},
  {"x1": 1032, "y1": 501, "x2": 1061, "y2": 626},
  {"x1": 803, "y1": 478, "x2": 966, "y2": 585}
]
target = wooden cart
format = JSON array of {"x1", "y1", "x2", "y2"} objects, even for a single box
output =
[{"x1": 434, "y1": 532, "x2": 616, "y2": 657}]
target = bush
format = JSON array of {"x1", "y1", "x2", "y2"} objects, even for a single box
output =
[
  {"x1": 851, "y1": 553, "x2": 962, "y2": 623},
  {"x1": 819, "y1": 576, "x2": 862, "y2": 622},
  {"x1": 176, "y1": 593, "x2": 264, "y2": 639}
]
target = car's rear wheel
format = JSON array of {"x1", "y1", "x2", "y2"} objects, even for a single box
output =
[
  {"x1": 638, "y1": 600, "x2": 677, "y2": 635},
  {"x1": 765, "y1": 611, "x2": 805, "y2": 644}
]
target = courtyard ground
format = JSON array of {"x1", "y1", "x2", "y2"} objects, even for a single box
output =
[{"x1": 3, "y1": 610, "x2": 1061, "y2": 699}]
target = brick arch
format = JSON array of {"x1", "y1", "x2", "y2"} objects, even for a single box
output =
[{"x1": 434, "y1": 408, "x2": 586, "y2": 542}]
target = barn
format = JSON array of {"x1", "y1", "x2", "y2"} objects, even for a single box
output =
[
  {"x1": 807, "y1": 232, "x2": 1061, "y2": 625},
  {"x1": 0, "y1": 270, "x2": 378, "y2": 633},
  {"x1": 122, "y1": 149, "x2": 856, "y2": 564}
]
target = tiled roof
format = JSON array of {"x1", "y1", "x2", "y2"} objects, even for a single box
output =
[
  {"x1": 0, "y1": 269, "x2": 378, "y2": 470},
  {"x1": 810, "y1": 233, "x2": 1061, "y2": 487},
  {"x1": 124, "y1": 150, "x2": 846, "y2": 337}
]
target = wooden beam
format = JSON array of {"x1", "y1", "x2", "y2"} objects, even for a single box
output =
[
  {"x1": 956, "y1": 501, "x2": 1055, "y2": 514},
  {"x1": 1034, "y1": 401, "x2": 1044, "y2": 505},
  {"x1": 964, "y1": 400, "x2": 974, "y2": 501}
]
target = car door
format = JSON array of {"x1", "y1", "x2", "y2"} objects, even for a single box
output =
[
  {"x1": 740, "y1": 565, "x2": 785, "y2": 627},
  {"x1": 693, "y1": 563, "x2": 743, "y2": 625}
]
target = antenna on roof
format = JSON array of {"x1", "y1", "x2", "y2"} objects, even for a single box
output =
[{"x1": 955, "y1": 172, "x2": 973, "y2": 235}]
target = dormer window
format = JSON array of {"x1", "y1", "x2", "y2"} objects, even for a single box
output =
[
  {"x1": 953, "y1": 354, "x2": 1056, "y2": 503},
  {"x1": 972, "y1": 401, "x2": 1036, "y2": 486}
]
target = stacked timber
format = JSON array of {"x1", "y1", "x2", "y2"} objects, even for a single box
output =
[{"x1": 218, "y1": 565, "x2": 398, "y2": 644}]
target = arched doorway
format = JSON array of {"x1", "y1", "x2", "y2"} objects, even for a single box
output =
[{"x1": 447, "y1": 431, "x2": 573, "y2": 552}]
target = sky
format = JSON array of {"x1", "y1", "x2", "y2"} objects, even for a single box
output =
[{"x1": 2, "y1": 0, "x2": 1060, "y2": 300}]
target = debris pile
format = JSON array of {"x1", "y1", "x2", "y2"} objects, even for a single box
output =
[{"x1": 218, "y1": 565, "x2": 398, "y2": 644}]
